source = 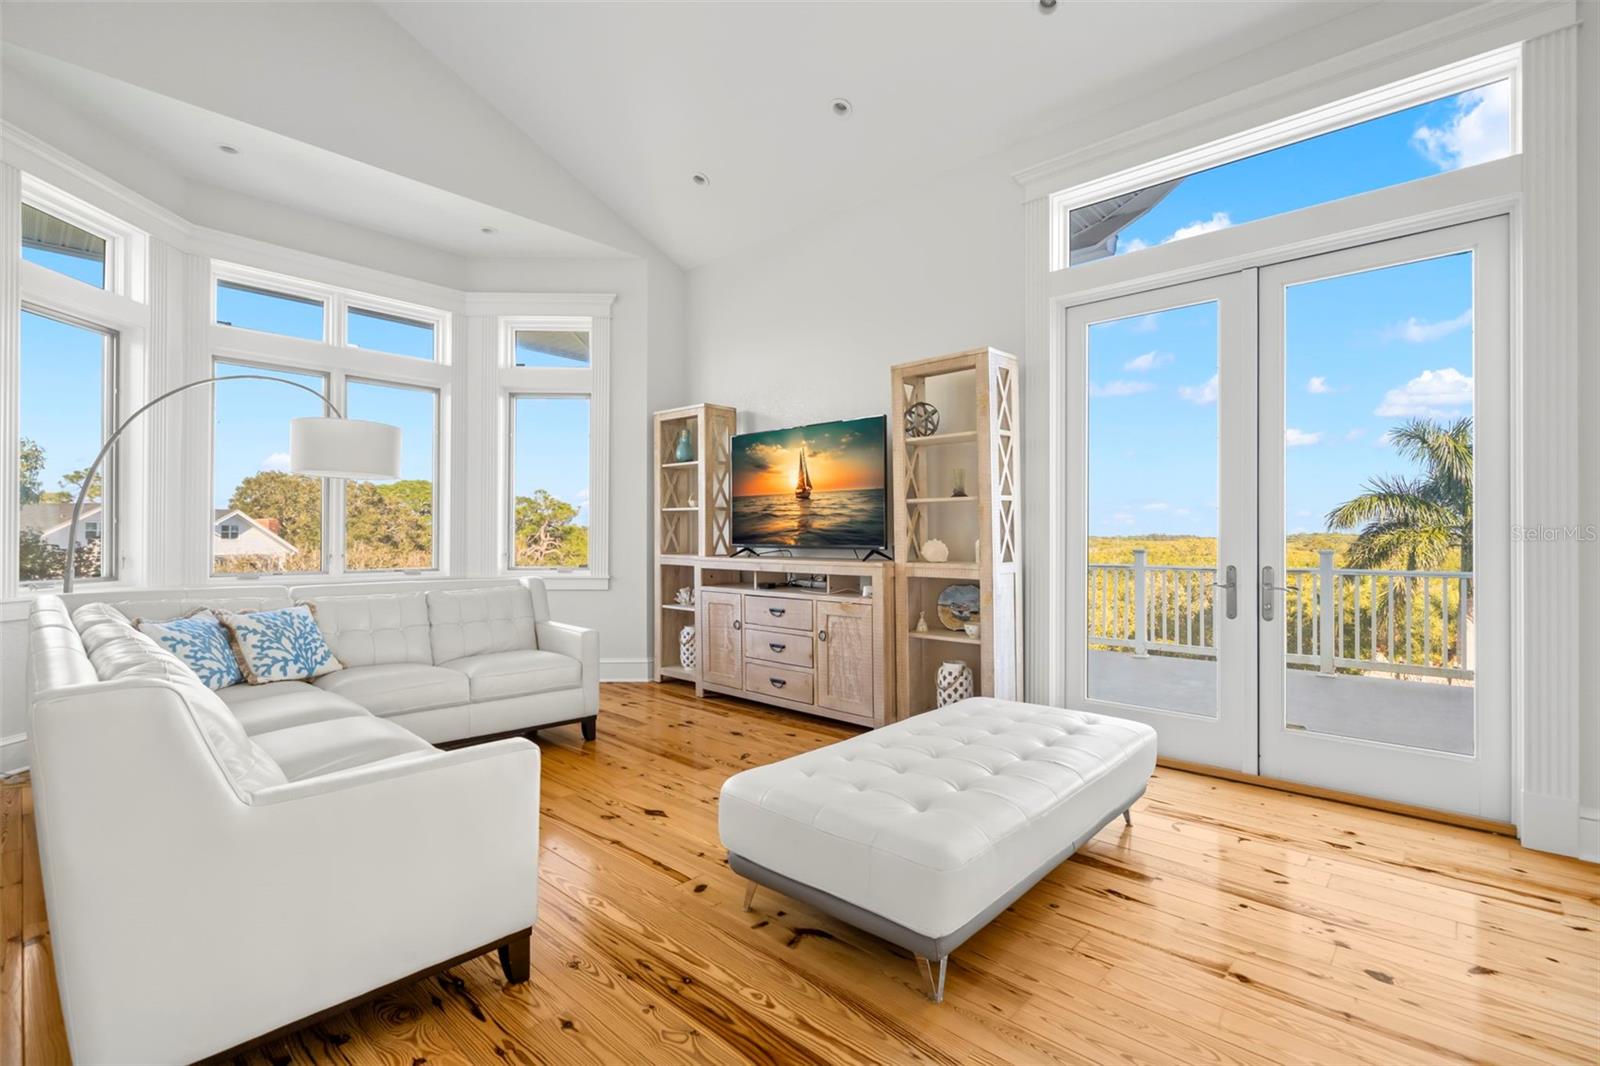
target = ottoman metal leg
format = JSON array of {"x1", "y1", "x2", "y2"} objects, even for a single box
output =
[
  {"x1": 742, "y1": 881, "x2": 757, "y2": 912},
  {"x1": 1123, "y1": 808, "x2": 1133, "y2": 827},
  {"x1": 915, "y1": 954, "x2": 947, "y2": 1003}
]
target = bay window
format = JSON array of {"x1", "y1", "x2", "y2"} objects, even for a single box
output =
[
  {"x1": 499, "y1": 306, "x2": 610, "y2": 585},
  {"x1": 210, "y1": 263, "x2": 450, "y2": 579}
]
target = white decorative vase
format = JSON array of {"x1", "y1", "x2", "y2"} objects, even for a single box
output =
[
  {"x1": 936, "y1": 660, "x2": 974, "y2": 707},
  {"x1": 679, "y1": 626, "x2": 697, "y2": 670}
]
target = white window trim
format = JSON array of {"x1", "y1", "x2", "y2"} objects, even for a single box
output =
[
  {"x1": 207, "y1": 263, "x2": 453, "y2": 585},
  {"x1": 1044, "y1": 45, "x2": 1521, "y2": 271},
  {"x1": 494, "y1": 300, "x2": 613, "y2": 590},
  {"x1": 21, "y1": 172, "x2": 148, "y2": 302}
]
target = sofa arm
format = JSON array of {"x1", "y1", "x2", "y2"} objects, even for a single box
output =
[
  {"x1": 537, "y1": 619, "x2": 599, "y2": 716},
  {"x1": 54, "y1": 736, "x2": 541, "y2": 1064}
]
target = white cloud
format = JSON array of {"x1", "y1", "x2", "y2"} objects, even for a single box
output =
[
  {"x1": 1344, "y1": 428, "x2": 1365, "y2": 442},
  {"x1": 1111, "y1": 510, "x2": 1135, "y2": 525},
  {"x1": 1412, "y1": 82, "x2": 1511, "y2": 171},
  {"x1": 1307, "y1": 376, "x2": 1331, "y2": 394},
  {"x1": 1119, "y1": 237, "x2": 1149, "y2": 254},
  {"x1": 1285, "y1": 428, "x2": 1322, "y2": 447},
  {"x1": 1386, "y1": 308, "x2": 1472, "y2": 344},
  {"x1": 1178, "y1": 373, "x2": 1219, "y2": 405},
  {"x1": 1128, "y1": 314, "x2": 1159, "y2": 333},
  {"x1": 261, "y1": 452, "x2": 291, "y2": 471},
  {"x1": 1090, "y1": 380, "x2": 1155, "y2": 398},
  {"x1": 1123, "y1": 350, "x2": 1173, "y2": 373},
  {"x1": 1140, "y1": 501, "x2": 1170, "y2": 511},
  {"x1": 1375, "y1": 367, "x2": 1474, "y2": 417},
  {"x1": 1166, "y1": 212, "x2": 1233, "y2": 243}
]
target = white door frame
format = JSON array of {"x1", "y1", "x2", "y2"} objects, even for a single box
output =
[
  {"x1": 1062, "y1": 273, "x2": 1257, "y2": 772},
  {"x1": 1256, "y1": 217, "x2": 1511, "y2": 819}
]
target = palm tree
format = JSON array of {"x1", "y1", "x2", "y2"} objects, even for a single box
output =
[{"x1": 1325, "y1": 416, "x2": 1473, "y2": 670}]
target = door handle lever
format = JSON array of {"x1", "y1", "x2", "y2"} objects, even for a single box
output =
[
  {"x1": 1219, "y1": 565, "x2": 1238, "y2": 620},
  {"x1": 1260, "y1": 566, "x2": 1289, "y2": 621}
]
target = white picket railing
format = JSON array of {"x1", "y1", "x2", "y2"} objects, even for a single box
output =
[{"x1": 1087, "y1": 549, "x2": 1474, "y2": 680}]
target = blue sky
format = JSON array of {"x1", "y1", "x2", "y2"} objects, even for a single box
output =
[{"x1": 1086, "y1": 82, "x2": 1502, "y2": 538}]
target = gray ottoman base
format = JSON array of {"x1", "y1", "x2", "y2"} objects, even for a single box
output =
[{"x1": 729, "y1": 784, "x2": 1144, "y2": 1002}]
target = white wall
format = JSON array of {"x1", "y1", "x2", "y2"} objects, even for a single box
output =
[{"x1": 688, "y1": 2, "x2": 1597, "y2": 851}]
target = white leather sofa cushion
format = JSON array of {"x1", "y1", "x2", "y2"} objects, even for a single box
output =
[
  {"x1": 442, "y1": 650, "x2": 581, "y2": 702},
  {"x1": 427, "y1": 586, "x2": 536, "y2": 663},
  {"x1": 719, "y1": 698, "x2": 1157, "y2": 940},
  {"x1": 302, "y1": 592, "x2": 432, "y2": 668},
  {"x1": 57, "y1": 604, "x2": 289, "y2": 798},
  {"x1": 70, "y1": 603, "x2": 207, "y2": 688},
  {"x1": 61, "y1": 587, "x2": 291, "y2": 623},
  {"x1": 251, "y1": 715, "x2": 434, "y2": 781},
  {"x1": 217, "y1": 681, "x2": 371, "y2": 736},
  {"x1": 313, "y1": 663, "x2": 470, "y2": 717}
]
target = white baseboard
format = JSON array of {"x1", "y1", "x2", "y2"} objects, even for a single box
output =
[
  {"x1": 1519, "y1": 789, "x2": 1582, "y2": 857},
  {"x1": 1, "y1": 733, "x2": 30, "y2": 776},
  {"x1": 1580, "y1": 808, "x2": 1599, "y2": 864},
  {"x1": 599, "y1": 657, "x2": 652, "y2": 683}
]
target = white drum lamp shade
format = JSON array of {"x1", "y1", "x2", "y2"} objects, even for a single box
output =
[{"x1": 289, "y1": 417, "x2": 403, "y2": 480}]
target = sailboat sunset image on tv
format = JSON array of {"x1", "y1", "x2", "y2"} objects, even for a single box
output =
[{"x1": 731, "y1": 416, "x2": 887, "y2": 548}]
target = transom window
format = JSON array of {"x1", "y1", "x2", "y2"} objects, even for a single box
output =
[
  {"x1": 216, "y1": 280, "x2": 325, "y2": 340},
  {"x1": 1057, "y1": 50, "x2": 1518, "y2": 268},
  {"x1": 21, "y1": 204, "x2": 108, "y2": 288}
]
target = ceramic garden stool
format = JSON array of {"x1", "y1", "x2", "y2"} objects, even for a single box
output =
[{"x1": 718, "y1": 696, "x2": 1156, "y2": 1002}]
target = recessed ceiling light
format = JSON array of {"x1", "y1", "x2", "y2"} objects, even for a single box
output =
[
  {"x1": 691, "y1": 172, "x2": 711, "y2": 187},
  {"x1": 480, "y1": 226, "x2": 496, "y2": 235},
  {"x1": 1039, "y1": 0, "x2": 1057, "y2": 10},
  {"x1": 831, "y1": 98, "x2": 853, "y2": 117},
  {"x1": 218, "y1": 144, "x2": 240, "y2": 155}
]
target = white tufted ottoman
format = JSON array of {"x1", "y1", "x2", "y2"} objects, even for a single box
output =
[{"x1": 718, "y1": 697, "x2": 1157, "y2": 1002}]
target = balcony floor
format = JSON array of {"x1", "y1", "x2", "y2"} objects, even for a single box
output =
[{"x1": 1088, "y1": 649, "x2": 1475, "y2": 755}]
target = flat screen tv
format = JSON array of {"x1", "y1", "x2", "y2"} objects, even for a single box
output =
[{"x1": 730, "y1": 415, "x2": 888, "y2": 550}]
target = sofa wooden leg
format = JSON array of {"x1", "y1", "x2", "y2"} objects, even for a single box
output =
[
  {"x1": 581, "y1": 716, "x2": 597, "y2": 742},
  {"x1": 497, "y1": 930, "x2": 531, "y2": 984}
]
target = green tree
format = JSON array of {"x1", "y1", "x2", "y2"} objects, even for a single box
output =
[
  {"x1": 1326, "y1": 416, "x2": 1473, "y2": 669},
  {"x1": 59, "y1": 466, "x2": 103, "y2": 502},
  {"x1": 18, "y1": 438, "x2": 45, "y2": 504},
  {"x1": 228, "y1": 471, "x2": 323, "y2": 553},
  {"x1": 513, "y1": 489, "x2": 587, "y2": 567},
  {"x1": 346, "y1": 479, "x2": 433, "y2": 569},
  {"x1": 1325, "y1": 417, "x2": 1472, "y2": 573}
]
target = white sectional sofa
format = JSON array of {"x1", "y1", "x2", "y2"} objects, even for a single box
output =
[{"x1": 24, "y1": 578, "x2": 592, "y2": 1063}]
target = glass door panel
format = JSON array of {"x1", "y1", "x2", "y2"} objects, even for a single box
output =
[
  {"x1": 1258, "y1": 219, "x2": 1510, "y2": 819},
  {"x1": 1066, "y1": 274, "x2": 1256, "y2": 771}
]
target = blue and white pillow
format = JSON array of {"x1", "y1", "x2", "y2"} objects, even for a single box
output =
[
  {"x1": 218, "y1": 605, "x2": 342, "y2": 685},
  {"x1": 135, "y1": 610, "x2": 244, "y2": 690}
]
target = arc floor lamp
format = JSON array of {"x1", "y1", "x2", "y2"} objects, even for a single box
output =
[{"x1": 60, "y1": 373, "x2": 402, "y2": 592}]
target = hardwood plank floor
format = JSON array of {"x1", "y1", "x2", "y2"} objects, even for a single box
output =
[{"x1": 3, "y1": 682, "x2": 1597, "y2": 1065}]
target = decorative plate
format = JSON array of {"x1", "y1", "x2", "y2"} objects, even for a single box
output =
[
  {"x1": 937, "y1": 584, "x2": 980, "y2": 631},
  {"x1": 904, "y1": 401, "x2": 940, "y2": 438}
]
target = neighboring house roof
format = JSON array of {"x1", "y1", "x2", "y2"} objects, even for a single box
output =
[
  {"x1": 22, "y1": 502, "x2": 101, "y2": 534},
  {"x1": 25, "y1": 504, "x2": 298, "y2": 555},
  {"x1": 211, "y1": 508, "x2": 300, "y2": 555}
]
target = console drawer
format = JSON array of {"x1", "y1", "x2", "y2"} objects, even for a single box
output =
[
  {"x1": 744, "y1": 662, "x2": 814, "y2": 705},
  {"x1": 745, "y1": 595, "x2": 813, "y2": 632},
  {"x1": 744, "y1": 626, "x2": 815, "y2": 668}
]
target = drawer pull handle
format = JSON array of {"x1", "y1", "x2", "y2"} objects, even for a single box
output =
[
  {"x1": 768, "y1": 642, "x2": 786, "y2": 652},
  {"x1": 770, "y1": 677, "x2": 786, "y2": 689},
  {"x1": 768, "y1": 607, "x2": 786, "y2": 617},
  {"x1": 818, "y1": 630, "x2": 828, "y2": 642},
  {"x1": 733, "y1": 620, "x2": 742, "y2": 631}
]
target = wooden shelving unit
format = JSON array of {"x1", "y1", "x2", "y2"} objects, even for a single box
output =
[
  {"x1": 890, "y1": 348, "x2": 1022, "y2": 718},
  {"x1": 653, "y1": 403, "x2": 737, "y2": 683}
]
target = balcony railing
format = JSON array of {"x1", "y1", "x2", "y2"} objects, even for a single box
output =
[{"x1": 1087, "y1": 548, "x2": 1473, "y2": 681}]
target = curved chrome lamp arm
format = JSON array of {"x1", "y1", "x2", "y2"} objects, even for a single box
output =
[{"x1": 62, "y1": 374, "x2": 342, "y2": 593}]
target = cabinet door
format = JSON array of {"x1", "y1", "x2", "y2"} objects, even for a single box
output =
[
  {"x1": 699, "y1": 589, "x2": 744, "y2": 688},
  {"x1": 816, "y1": 601, "x2": 876, "y2": 719}
]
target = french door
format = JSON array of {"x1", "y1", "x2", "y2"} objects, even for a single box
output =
[{"x1": 1065, "y1": 218, "x2": 1510, "y2": 820}]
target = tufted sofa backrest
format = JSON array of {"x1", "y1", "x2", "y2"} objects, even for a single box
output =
[
  {"x1": 300, "y1": 592, "x2": 432, "y2": 667},
  {"x1": 426, "y1": 585, "x2": 537, "y2": 663},
  {"x1": 59, "y1": 586, "x2": 291, "y2": 623}
]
